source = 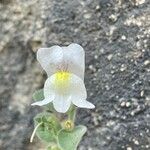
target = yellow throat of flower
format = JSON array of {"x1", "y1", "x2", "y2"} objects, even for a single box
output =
[{"x1": 54, "y1": 71, "x2": 71, "y2": 94}]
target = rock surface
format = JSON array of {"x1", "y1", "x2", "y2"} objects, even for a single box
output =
[{"x1": 0, "y1": 0, "x2": 150, "y2": 150}]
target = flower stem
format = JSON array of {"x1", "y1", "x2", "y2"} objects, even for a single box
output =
[
  {"x1": 68, "y1": 105, "x2": 77, "y2": 123},
  {"x1": 30, "y1": 122, "x2": 42, "y2": 143}
]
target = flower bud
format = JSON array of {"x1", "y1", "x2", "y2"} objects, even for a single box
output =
[{"x1": 63, "y1": 120, "x2": 74, "y2": 131}]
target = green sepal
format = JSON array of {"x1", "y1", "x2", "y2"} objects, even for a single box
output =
[
  {"x1": 34, "y1": 112, "x2": 61, "y2": 143},
  {"x1": 32, "y1": 89, "x2": 54, "y2": 111},
  {"x1": 57, "y1": 125, "x2": 87, "y2": 150},
  {"x1": 33, "y1": 89, "x2": 44, "y2": 101}
]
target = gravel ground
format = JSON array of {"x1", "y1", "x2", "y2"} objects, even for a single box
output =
[{"x1": 0, "y1": 0, "x2": 150, "y2": 150}]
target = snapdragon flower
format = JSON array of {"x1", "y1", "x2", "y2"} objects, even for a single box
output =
[{"x1": 32, "y1": 43, "x2": 95, "y2": 113}]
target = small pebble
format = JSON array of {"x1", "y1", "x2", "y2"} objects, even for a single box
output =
[
  {"x1": 84, "y1": 13, "x2": 92, "y2": 19},
  {"x1": 121, "y1": 35, "x2": 126, "y2": 40},
  {"x1": 95, "y1": 5, "x2": 100, "y2": 10},
  {"x1": 120, "y1": 64, "x2": 127, "y2": 72},
  {"x1": 146, "y1": 96, "x2": 150, "y2": 101},
  {"x1": 94, "y1": 55, "x2": 98, "y2": 59},
  {"x1": 107, "y1": 54, "x2": 113, "y2": 60},
  {"x1": 111, "y1": 70, "x2": 115, "y2": 74},
  {"x1": 120, "y1": 101, "x2": 126, "y2": 107},
  {"x1": 89, "y1": 65, "x2": 93, "y2": 70},
  {"x1": 126, "y1": 102, "x2": 131, "y2": 107},
  {"x1": 134, "y1": 140, "x2": 139, "y2": 145},
  {"x1": 144, "y1": 60, "x2": 150, "y2": 66},
  {"x1": 135, "y1": 0, "x2": 145, "y2": 6},
  {"x1": 130, "y1": 111, "x2": 135, "y2": 116},
  {"x1": 127, "y1": 147, "x2": 132, "y2": 150},
  {"x1": 89, "y1": 65, "x2": 96, "y2": 72},
  {"x1": 105, "y1": 85, "x2": 110, "y2": 90},
  {"x1": 140, "y1": 90, "x2": 144, "y2": 97},
  {"x1": 109, "y1": 14, "x2": 118, "y2": 22}
]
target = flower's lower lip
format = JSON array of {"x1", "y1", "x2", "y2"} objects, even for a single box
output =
[{"x1": 31, "y1": 71, "x2": 94, "y2": 113}]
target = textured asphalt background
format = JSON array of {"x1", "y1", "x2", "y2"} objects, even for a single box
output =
[{"x1": 0, "y1": 0, "x2": 150, "y2": 150}]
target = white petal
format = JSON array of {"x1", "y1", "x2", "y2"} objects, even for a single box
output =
[
  {"x1": 37, "y1": 46, "x2": 63, "y2": 76},
  {"x1": 31, "y1": 97, "x2": 53, "y2": 106},
  {"x1": 69, "y1": 74, "x2": 95, "y2": 109},
  {"x1": 53, "y1": 95, "x2": 71, "y2": 113},
  {"x1": 44, "y1": 76, "x2": 55, "y2": 98},
  {"x1": 63, "y1": 43, "x2": 85, "y2": 80},
  {"x1": 32, "y1": 76, "x2": 55, "y2": 106},
  {"x1": 44, "y1": 74, "x2": 71, "y2": 113}
]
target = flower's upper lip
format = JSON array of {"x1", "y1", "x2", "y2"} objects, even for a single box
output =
[
  {"x1": 36, "y1": 43, "x2": 85, "y2": 80},
  {"x1": 56, "y1": 60, "x2": 69, "y2": 72}
]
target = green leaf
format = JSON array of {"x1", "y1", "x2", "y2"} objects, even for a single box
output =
[
  {"x1": 33, "y1": 89, "x2": 44, "y2": 101},
  {"x1": 58, "y1": 125, "x2": 87, "y2": 150},
  {"x1": 34, "y1": 112, "x2": 61, "y2": 143}
]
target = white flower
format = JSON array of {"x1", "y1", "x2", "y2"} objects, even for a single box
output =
[{"x1": 32, "y1": 43, "x2": 95, "y2": 113}]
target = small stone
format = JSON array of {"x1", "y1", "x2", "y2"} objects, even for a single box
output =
[
  {"x1": 140, "y1": 90, "x2": 144, "y2": 97},
  {"x1": 107, "y1": 54, "x2": 113, "y2": 60},
  {"x1": 122, "y1": 116, "x2": 127, "y2": 120},
  {"x1": 146, "y1": 96, "x2": 150, "y2": 101},
  {"x1": 13, "y1": 6, "x2": 22, "y2": 14},
  {"x1": 120, "y1": 101, "x2": 126, "y2": 107},
  {"x1": 84, "y1": 13, "x2": 92, "y2": 19},
  {"x1": 144, "y1": 60, "x2": 150, "y2": 66},
  {"x1": 89, "y1": 65, "x2": 96, "y2": 72},
  {"x1": 100, "y1": 48, "x2": 105, "y2": 53},
  {"x1": 130, "y1": 111, "x2": 135, "y2": 116},
  {"x1": 121, "y1": 35, "x2": 126, "y2": 40},
  {"x1": 127, "y1": 147, "x2": 132, "y2": 150},
  {"x1": 95, "y1": 5, "x2": 100, "y2": 10},
  {"x1": 89, "y1": 65, "x2": 93, "y2": 70},
  {"x1": 106, "y1": 120, "x2": 115, "y2": 126},
  {"x1": 134, "y1": 140, "x2": 139, "y2": 145},
  {"x1": 126, "y1": 102, "x2": 131, "y2": 107},
  {"x1": 106, "y1": 136, "x2": 111, "y2": 140},
  {"x1": 93, "y1": 116, "x2": 99, "y2": 126},
  {"x1": 111, "y1": 70, "x2": 115, "y2": 74},
  {"x1": 120, "y1": 64, "x2": 127, "y2": 72},
  {"x1": 105, "y1": 85, "x2": 110, "y2": 90},
  {"x1": 117, "y1": 52, "x2": 121, "y2": 56},
  {"x1": 136, "y1": 41, "x2": 141, "y2": 48},
  {"x1": 135, "y1": 0, "x2": 145, "y2": 6},
  {"x1": 94, "y1": 55, "x2": 98, "y2": 59},
  {"x1": 109, "y1": 14, "x2": 118, "y2": 22}
]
